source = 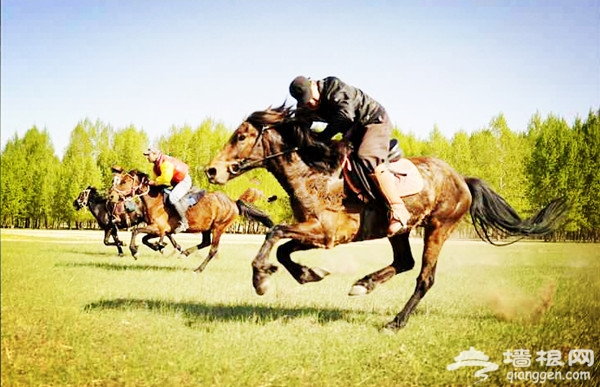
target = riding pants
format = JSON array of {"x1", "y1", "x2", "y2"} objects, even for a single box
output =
[
  {"x1": 169, "y1": 174, "x2": 192, "y2": 204},
  {"x1": 354, "y1": 112, "x2": 393, "y2": 172}
]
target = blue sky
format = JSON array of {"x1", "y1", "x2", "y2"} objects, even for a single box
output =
[{"x1": 1, "y1": 0, "x2": 598, "y2": 157}]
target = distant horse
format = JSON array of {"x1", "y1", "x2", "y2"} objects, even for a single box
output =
[
  {"x1": 204, "y1": 105, "x2": 567, "y2": 330},
  {"x1": 73, "y1": 186, "x2": 179, "y2": 257},
  {"x1": 108, "y1": 169, "x2": 274, "y2": 272}
]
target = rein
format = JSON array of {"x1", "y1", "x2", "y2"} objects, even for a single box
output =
[
  {"x1": 111, "y1": 172, "x2": 150, "y2": 201},
  {"x1": 228, "y1": 125, "x2": 299, "y2": 175}
]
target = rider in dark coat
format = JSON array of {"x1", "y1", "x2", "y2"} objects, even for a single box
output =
[{"x1": 289, "y1": 75, "x2": 411, "y2": 235}]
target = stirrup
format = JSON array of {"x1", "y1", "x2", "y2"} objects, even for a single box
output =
[
  {"x1": 388, "y1": 219, "x2": 409, "y2": 236},
  {"x1": 174, "y1": 221, "x2": 188, "y2": 233}
]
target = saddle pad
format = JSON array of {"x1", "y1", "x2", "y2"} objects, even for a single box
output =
[{"x1": 388, "y1": 158, "x2": 424, "y2": 197}]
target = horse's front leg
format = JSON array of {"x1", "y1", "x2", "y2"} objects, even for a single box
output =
[
  {"x1": 129, "y1": 228, "x2": 141, "y2": 259},
  {"x1": 142, "y1": 234, "x2": 164, "y2": 252},
  {"x1": 252, "y1": 220, "x2": 329, "y2": 295},
  {"x1": 110, "y1": 226, "x2": 125, "y2": 257}
]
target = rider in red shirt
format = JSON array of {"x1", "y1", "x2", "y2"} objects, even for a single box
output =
[{"x1": 143, "y1": 148, "x2": 192, "y2": 233}]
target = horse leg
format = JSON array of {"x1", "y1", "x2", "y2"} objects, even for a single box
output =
[
  {"x1": 129, "y1": 228, "x2": 141, "y2": 259},
  {"x1": 384, "y1": 223, "x2": 453, "y2": 331},
  {"x1": 166, "y1": 234, "x2": 182, "y2": 253},
  {"x1": 102, "y1": 227, "x2": 123, "y2": 257},
  {"x1": 111, "y1": 226, "x2": 125, "y2": 257},
  {"x1": 193, "y1": 230, "x2": 223, "y2": 273},
  {"x1": 276, "y1": 240, "x2": 330, "y2": 284},
  {"x1": 142, "y1": 234, "x2": 164, "y2": 252},
  {"x1": 252, "y1": 220, "x2": 328, "y2": 295},
  {"x1": 129, "y1": 225, "x2": 163, "y2": 259},
  {"x1": 349, "y1": 232, "x2": 415, "y2": 296},
  {"x1": 182, "y1": 230, "x2": 211, "y2": 258}
]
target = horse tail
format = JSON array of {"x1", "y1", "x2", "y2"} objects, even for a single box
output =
[
  {"x1": 236, "y1": 199, "x2": 274, "y2": 228},
  {"x1": 465, "y1": 177, "x2": 568, "y2": 245}
]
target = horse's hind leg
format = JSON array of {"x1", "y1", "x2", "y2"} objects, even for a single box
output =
[
  {"x1": 276, "y1": 240, "x2": 330, "y2": 284},
  {"x1": 349, "y1": 233, "x2": 415, "y2": 296},
  {"x1": 192, "y1": 231, "x2": 220, "y2": 272},
  {"x1": 104, "y1": 227, "x2": 124, "y2": 257},
  {"x1": 384, "y1": 223, "x2": 453, "y2": 331},
  {"x1": 182, "y1": 231, "x2": 211, "y2": 258}
]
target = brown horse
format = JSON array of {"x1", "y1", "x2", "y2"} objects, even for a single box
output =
[
  {"x1": 74, "y1": 185, "x2": 181, "y2": 258},
  {"x1": 204, "y1": 105, "x2": 567, "y2": 330},
  {"x1": 109, "y1": 169, "x2": 274, "y2": 272}
]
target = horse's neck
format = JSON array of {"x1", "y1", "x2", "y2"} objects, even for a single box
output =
[
  {"x1": 88, "y1": 199, "x2": 110, "y2": 225},
  {"x1": 266, "y1": 152, "x2": 344, "y2": 215},
  {"x1": 139, "y1": 187, "x2": 167, "y2": 221}
]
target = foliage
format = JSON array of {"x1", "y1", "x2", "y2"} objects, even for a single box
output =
[{"x1": 1, "y1": 109, "x2": 599, "y2": 239}]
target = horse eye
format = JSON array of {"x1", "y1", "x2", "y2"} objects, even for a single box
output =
[{"x1": 238, "y1": 134, "x2": 246, "y2": 142}]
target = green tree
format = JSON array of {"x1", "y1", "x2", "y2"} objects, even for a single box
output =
[
  {"x1": 56, "y1": 120, "x2": 104, "y2": 227},
  {"x1": 448, "y1": 130, "x2": 474, "y2": 175},
  {"x1": 1, "y1": 134, "x2": 28, "y2": 226},
  {"x1": 573, "y1": 109, "x2": 600, "y2": 233},
  {"x1": 526, "y1": 114, "x2": 577, "y2": 228},
  {"x1": 422, "y1": 125, "x2": 451, "y2": 160},
  {"x1": 112, "y1": 125, "x2": 149, "y2": 173}
]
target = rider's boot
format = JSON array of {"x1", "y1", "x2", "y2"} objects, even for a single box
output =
[
  {"x1": 372, "y1": 163, "x2": 411, "y2": 236},
  {"x1": 173, "y1": 200, "x2": 189, "y2": 233}
]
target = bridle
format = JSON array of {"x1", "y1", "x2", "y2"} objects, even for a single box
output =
[
  {"x1": 227, "y1": 124, "x2": 298, "y2": 175},
  {"x1": 110, "y1": 171, "x2": 150, "y2": 201},
  {"x1": 75, "y1": 188, "x2": 91, "y2": 208}
]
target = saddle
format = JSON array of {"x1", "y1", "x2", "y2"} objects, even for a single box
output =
[
  {"x1": 163, "y1": 186, "x2": 206, "y2": 210},
  {"x1": 342, "y1": 139, "x2": 424, "y2": 203}
]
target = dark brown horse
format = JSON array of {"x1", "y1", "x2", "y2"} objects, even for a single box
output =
[
  {"x1": 109, "y1": 169, "x2": 274, "y2": 272},
  {"x1": 74, "y1": 186, "x2": 179, "y2": 257},
  {"x1": 204, "y1": 105, "x2": 567, "y2": 330}
]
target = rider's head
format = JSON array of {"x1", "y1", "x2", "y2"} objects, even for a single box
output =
[
  {"x1": 289, "y1": 76, "x2": 320, "y2": 110},
  {"x1": 143, "y1": 148, "x2": 161, "y2": 162}
]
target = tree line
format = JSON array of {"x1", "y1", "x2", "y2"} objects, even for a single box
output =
[{"x1": 1, "y1": 108, "x2": 598, "y2": 241}]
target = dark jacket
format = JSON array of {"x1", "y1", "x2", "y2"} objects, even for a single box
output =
[{"x1": 296, "y1": 76, "x2": 387, "y2": 141}]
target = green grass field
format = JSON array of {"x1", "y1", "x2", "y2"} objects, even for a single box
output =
[{"x1": 1, "y1": 229, "x2": 599, "y2": 386}]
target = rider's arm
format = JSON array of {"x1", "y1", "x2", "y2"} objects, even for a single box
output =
[
  {"x1": 154, "y1": 161, "x2": 175, "y2": 186},
  {"x1": 318, "y1": 99, "x2": 355, "y2": 140}
]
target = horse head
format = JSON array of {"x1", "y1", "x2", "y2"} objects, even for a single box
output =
[
  {"x1": 205, "y1": 104, "x2": 339, "y2": 185},
  {"x1": 108, "y1": 169, "x2": 148, "y2": 203},
  {"x1": 73, "y1": 186, "x2": 95, "y2": 210}
]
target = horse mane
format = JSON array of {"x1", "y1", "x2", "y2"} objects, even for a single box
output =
[{"x1": 247, "y1": 104, "x2": 341, "y2": 173}]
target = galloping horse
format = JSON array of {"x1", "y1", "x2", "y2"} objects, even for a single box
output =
[
  {"x1": 204, "y1": 105, "x2": 567, "y2": 330},
  {"x1": 73, "y1": 186, "x2": 128, "y2": 256},
  {"x1": 109, "y1": 169, "x2": 274, "y2": 272},
  {"x1": 74, "y1": 186, "x2": 179, "y2": 257}
]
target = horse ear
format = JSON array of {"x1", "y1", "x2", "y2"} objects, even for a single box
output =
[{"x1": 111, "y1": 165, "x2": 123, "y2": 173}]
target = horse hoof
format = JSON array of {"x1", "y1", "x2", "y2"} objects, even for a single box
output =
[
  {"x1": 254, "y1": 277, "x2": 272, "y2": 296},
  {"x1": 380, "y1": 325, "x2": 398, "y2": 335},
  {"x1": 348, "y1": 284, "x2": 368, "y2": 296},
  {"x1": 311, "y1": 267, "x2": 330, "y2": 280},
  {"x1": 132, "y1": 255, "x2": 138, "y2": 261}
]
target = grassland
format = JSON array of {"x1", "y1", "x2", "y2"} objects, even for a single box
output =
[{"x1": 1, "y1": 229, "x2": 599, "y2": 386}]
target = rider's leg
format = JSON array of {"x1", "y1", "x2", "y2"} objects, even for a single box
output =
[
  {"x1": 357, "y1": 115, "x2": 410, "y2": 235},
  {"x1": 372, "y1": 163, "x2": 411, "y2": 235},
  {"x1": 169, "y1": 174, "x2": 192, "y2": 233}
]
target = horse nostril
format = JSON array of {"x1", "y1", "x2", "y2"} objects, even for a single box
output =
[{"x1": 205, "y1": 167, "x2": 216, "y2": 178}]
